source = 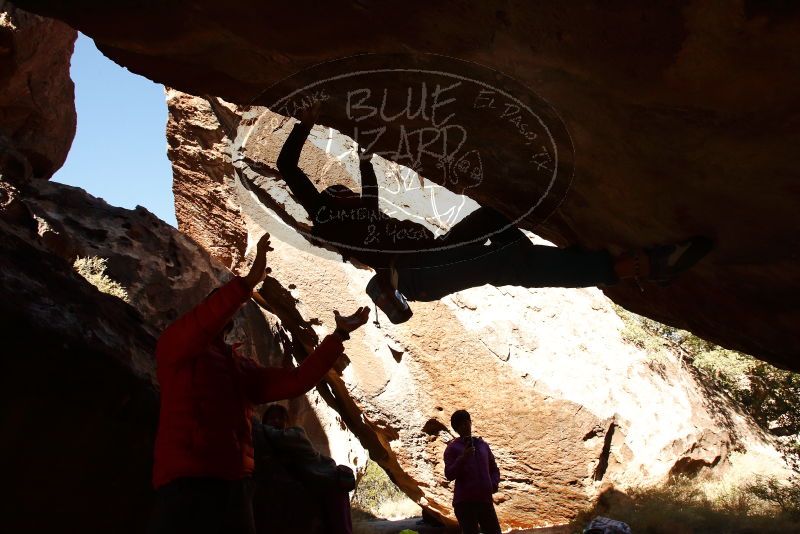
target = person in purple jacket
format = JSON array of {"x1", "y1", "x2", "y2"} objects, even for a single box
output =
[{"x1": 443, "y1": 410, "x2": 501, "y2": 534}]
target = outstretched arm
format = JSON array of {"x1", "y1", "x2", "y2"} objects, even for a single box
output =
[
  {"x1": 359, "y1": 151, "x2": 379, "y2": 211},
  {"x1": 276, "y1": 105, "x2": 323, "y2": 216},
  {"x1": 243, "y1": 306, "x2": 370, "y2": 403},
  {"x1": 243, "y1": 334, "x2": 343, "y2": 403},
  {"x1": 156, "y1": 277, "x2": 250, "y2": 366},
  {"x1": 157, "y1": 234, "x2": 273, "y2": 366}
]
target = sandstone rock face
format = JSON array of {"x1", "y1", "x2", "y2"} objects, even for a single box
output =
[
  {"x1": 164, "y1": 91, "x2": 367, "y2": 468},
  {"x1": 0, "y1": 181, "x2": 160, "y2": 533},
  {"x1": 166, "y1": 95, "x2": 790, "y2": 529},
  {"x1": 2, "y1": 176, "x2": 368, "y2": 532},
  {"x1": 166, "y1": 91, "x2": 248, "y2": 269},
  {"x1": 0, "y1": 4, "x2": 791, "y2": 530},
  {"x1": 12, "y1": 0, "x2": 800, "y2": 370},
  {"x1": 0, "y1": 9, "x2": 363, "y2": 531},
  {"x1": 24, "y1": 175, "x2": 369, "y2": 456},
  {"x1": 0, "y1": 1, "x2": 76, "y2": 180}
]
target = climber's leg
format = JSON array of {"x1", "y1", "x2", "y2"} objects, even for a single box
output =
[
  {"x1": 396, "y1": 235, "x2": 713, "y2": 300},
  {"x1": 365, "y1": 208, "x2": 531, "y2": 321},
  {"x1": 438, "y1": 206, "x2": 519, "y2": 247},
  {"x1": 614, "y1": 236, "x2": 713, "y2": 285},
  {"x1": 396, "y1": 239, "x2": 617, "y2": 301}
]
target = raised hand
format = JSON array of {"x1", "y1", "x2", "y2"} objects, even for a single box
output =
[
  {"x1": 333, "y1": 306, "x2": 370, "y2": 333},
  {"x1": 461, "y1": 444, "x2": 475, "y2": 458},
  {"x1": 299, "y1": 100, "x2": 321, "y2": 127},
  {"x1": 357, "y1": 145, "x2": 373, "y2": 162},
  {"x1": 243, "y1": 233, "x2": 273, "y2": 289}
]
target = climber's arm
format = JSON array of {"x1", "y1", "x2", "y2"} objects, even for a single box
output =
[
  {"x1": 276, "y1": 122, "x2": 323, "y2": 216},
  {"x1": 359, "y1": 152, "x2": 379, "y2": 211}
]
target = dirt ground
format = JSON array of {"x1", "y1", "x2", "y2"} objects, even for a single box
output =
[{"x1": 353, "y1": 516, "x2": 572, "y2": 534}]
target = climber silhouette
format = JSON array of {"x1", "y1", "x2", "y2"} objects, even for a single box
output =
[{"x1": 276, "y1": 102, "x2": 712, "y2": 323}]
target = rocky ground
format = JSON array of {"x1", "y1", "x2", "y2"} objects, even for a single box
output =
[{"x1": 353, "y1": 516, "x2": 570, "y2": 534}]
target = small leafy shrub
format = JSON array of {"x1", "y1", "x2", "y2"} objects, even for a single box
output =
[
  {"x1": 352, "y1": 460, "x2": 408, "y2": 516},
  {"x1": 73, "y1": 256, "x2": 130, "y2": 303},
  {"x1": 613, "y1": 304, "x2": 672, "y2": 358},
  {"x1": 744, "y1": 475, "x2": 800, "y2": 520}
]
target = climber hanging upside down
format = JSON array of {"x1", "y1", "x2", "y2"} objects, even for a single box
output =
[{"x1": 275, "y1": 102, "x2": 712, "y2": 324}]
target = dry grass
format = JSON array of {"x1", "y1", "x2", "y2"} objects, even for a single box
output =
[
  {"x1": 73, "y1": 256, "x2": 130, "y2": 302},
  {"x1": 570, "y1": 476, "x2": 800, "y2": 534},
  {"x1": 373, "y1": 495, "x2": 421, "y2": 520}
]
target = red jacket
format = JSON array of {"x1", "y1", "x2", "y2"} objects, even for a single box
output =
[{"x1": 152, "y1": 277, "x2": 344, "y2": 488}]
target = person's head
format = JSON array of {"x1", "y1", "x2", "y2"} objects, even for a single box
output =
[
  {"x1": 262, "y1": 404, "x2": 290, "y2": 430},
  {"x1": 450, "y1": 409, "x2": 471, "y2": 437}
]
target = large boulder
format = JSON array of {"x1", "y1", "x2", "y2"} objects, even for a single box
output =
[
  {"x1": 2, "y1": 175, "x2": 368, "y2": 532},
  {"x1": 165, "y1": 94, "x2": 790, "y2": 529},
  {"x1": 0, "y1": 2, "x2": 75, "y2": 180},
  {"x1": 0, "y1": 3, "x2": 791, "y2": 529},
  {"x1": 0, "y1": 180, "x2": 159, "y2": 533},
  {"x1": 166, "y1": 90, "x2": 249, "y2": 268},
  {"x1": 0, "y1": 5, "x2": 365, "y2": 532},
  {"x1": 10, "y1": 0, "x2": 800, "y2": 370}
]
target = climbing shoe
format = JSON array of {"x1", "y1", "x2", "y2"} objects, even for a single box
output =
[
  {"x1": 647, "y1": 236, "x2": 713, "y2": 285},
  {"x1": 366, "y1": 269, "x2": 413, "y2": 324}
]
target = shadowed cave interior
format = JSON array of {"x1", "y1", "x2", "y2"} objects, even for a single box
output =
[{"x1": 1, "y1": 1, "x2": 800, "y2": 532}]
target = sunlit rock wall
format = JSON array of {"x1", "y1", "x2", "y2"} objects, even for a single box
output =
[
  {"x1": 0, "y1": 1, "x2": 75, "y2": 180},
  {"x1": 167, "y1": 94, "x2": 790, "y2": 529}
]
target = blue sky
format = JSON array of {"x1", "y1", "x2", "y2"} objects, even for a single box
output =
[{"x1": 53, "y1": 33, "x2": 177, "y2": 227}]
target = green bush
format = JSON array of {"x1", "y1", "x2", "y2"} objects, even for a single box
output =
[
  {"x1": 613, "y1": 304, "x2": 672, "y2": 358},
  {"x1": 73, "y1": 256, "x2": 130, "y2": 303},
  {"x1": 744, "y1": 475, "x2": 800, "y2": 520},
  {"x1": 352, "y1": 460, "x2": 406, "y2": 514}
]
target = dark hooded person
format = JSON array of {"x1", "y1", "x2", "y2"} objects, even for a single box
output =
[{"x1": 252, "y1": 404, "x2": 355, "y2": 534}]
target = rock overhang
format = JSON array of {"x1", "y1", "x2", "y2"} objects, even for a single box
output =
[{"x1": 10, "y1": 0, "x2": 800, "y2": 369}]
